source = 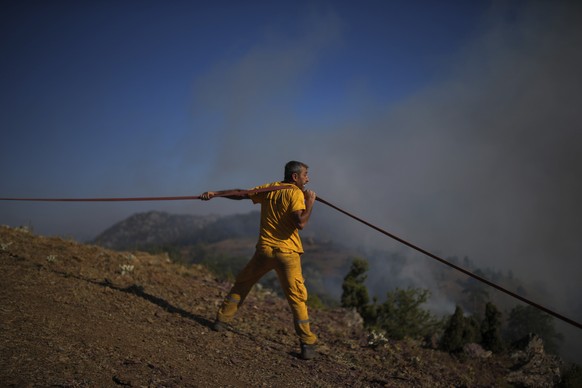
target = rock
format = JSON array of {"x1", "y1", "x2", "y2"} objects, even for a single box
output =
[
  {"x1": 367, "y1": 330, "x2": 389, "y2": 348},
  {"x1": 462, "y1": 343, "x2": 492, "y2": 359},
  {"x1": 506, "y1": 333, "x2": 562, "y2": 387},
  {"x1": 423, "y1": 333, "x2": 439, "y2": 349},
  {"x1": 112, "y1": 374, "x2": 132, "y2": 386},
  {"x1": 343, "y1": 308, "x2": 364, "y2": 329}
]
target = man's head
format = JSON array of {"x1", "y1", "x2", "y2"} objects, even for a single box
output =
[{"x1": 284, "y1": 160, "x2": 309, "y2": 189}]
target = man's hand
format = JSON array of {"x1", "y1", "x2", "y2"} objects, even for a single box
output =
[
  {"x1": 200, "y1": 191, "x2": 215, "y2": 201},
  {"x1": 293, "y1": 189, "x2": 316, "y2": 230},
  {"x1": 303, "y1": 189, "x2": 316, "y2": 206},
  {"x1": 200, "y1": 189, "x2": 249, "y2": 201}
]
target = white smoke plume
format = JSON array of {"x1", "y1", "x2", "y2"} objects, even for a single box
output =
[{"x1": 186, "y1": 2, "x2": 582, "y2": 359}]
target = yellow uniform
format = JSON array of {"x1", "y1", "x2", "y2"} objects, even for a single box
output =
[
  {"x1": 216, "y1": 182, "x2": 317, "y2": 345},
  {"x1": 252, "y1": 182, "x2": 305, "y2": 253}
]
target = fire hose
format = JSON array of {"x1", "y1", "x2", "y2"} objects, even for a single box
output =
[{"x1": 1, "y1": 188, "x2": 581, "y2": 330}]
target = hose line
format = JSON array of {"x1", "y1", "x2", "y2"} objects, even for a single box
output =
[
  {"x1": 316, "y1": 196, "x2": 581, "y2": 330},
  {"x1": 2, "y1": 190, "x2": 580, "y2": 329}
]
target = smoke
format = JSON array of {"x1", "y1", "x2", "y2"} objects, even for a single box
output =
[
  {"x1": 335, "y1": 2, "x2": 582, "y2": 301},
  {"x1": 319, "y1": 3, "x2": 582, "y2": 360},
  {"x1": 185, "y1": 2, "x2": 582, "y2": 350},
  {"x1": 188, "y1": 2, "x2": 582, "y2": 297},
  {"x1": 185, "y1": 7, "x2": 343, "y2": 185}
]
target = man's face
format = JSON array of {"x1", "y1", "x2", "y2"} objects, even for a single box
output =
[{"x1": 293, "y1": 167, "x2": 310, "y2": 190}]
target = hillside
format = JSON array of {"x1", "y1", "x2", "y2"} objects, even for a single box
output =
[
  {"x1": 0, "y1": 225, "x2": 566, "y2": 387},
  {"x1": 92, "y1": 211, "x2": 360, "y2": 303},
  {"x1": 92, "y1": 211, "x2": 555, "y2": 317}
]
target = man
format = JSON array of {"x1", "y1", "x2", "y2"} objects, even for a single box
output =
[{"x1": 200, "y1": 161, "x2": 318, "y2": 360}]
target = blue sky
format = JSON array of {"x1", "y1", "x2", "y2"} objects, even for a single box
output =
[
  {"x1": 1, "y1": 0, "x2": 579, "y2": 274},
  {"x1": 1, "y1": 1, "x2": 486, "y2": 207},
  {"x1": 2, "y1": 0, "x2": 582, "y2": 360}
]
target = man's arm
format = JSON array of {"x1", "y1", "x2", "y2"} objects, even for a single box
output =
[
  {"x1": 293, "y1": 189, "x2": 316, "y2": 230},
  {"x1": 200, "y1": 189, "x2": 250, "y2": 201}
]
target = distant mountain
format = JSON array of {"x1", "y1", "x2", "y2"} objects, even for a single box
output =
[{"x1": 92, "y1": 211, "x2": 260, "y2": 250}]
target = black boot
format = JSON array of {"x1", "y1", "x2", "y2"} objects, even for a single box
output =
[
  {"x1": 212, "y1": 320, "x2": 225, "y2": 332},
  {"x1": 300, "y1": 343, "x2": 317, "y2": 360}
]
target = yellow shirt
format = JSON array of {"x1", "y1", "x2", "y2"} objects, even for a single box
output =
[{"x1": 249, "y1": 182, "x2": 306, "y2": 253}]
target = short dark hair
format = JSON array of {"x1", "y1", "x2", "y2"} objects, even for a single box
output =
[{"x1": 284, "y1": 161, "x2": 308, "y2": 181}]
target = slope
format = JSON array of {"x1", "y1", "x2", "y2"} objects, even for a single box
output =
[{"x1": 1, "y1": 225, "x2": 527, "y2": 387}]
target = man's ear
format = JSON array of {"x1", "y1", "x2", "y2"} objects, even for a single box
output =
[{"x1": 291, "y1": 172, "x2": 298, "y2": 182}]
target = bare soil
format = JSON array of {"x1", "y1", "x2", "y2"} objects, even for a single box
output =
[{"x1": 1, "y1": 225, "x2": 514, "y2": 387}]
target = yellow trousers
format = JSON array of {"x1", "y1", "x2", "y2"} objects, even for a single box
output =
[{"x1": 216, "y1": 245, "x2": 317, "y2": 345}]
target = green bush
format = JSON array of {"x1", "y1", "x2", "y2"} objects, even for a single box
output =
[
  {"x1": 341, "y1": 258, "x2": 440, "y2": 340},
  {"x1": 373, "y1": 287, "x2": 440, "y2": 340}
]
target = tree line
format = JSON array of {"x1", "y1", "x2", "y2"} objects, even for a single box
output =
[{"x1": 340, "y1": 257, "x2": 564, "y2": 354}]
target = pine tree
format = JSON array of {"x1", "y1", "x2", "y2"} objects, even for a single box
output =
[
  {"x1": 440, "y1": 305, "x2": 466, "y2": 352},
  {"x1": 481, "y1": 302, "x2": 504, "y2": 353},
  {"x1": 459, "y1": 270, "x2": 489, "y2": 316},
  {"x1": 341, "y1": 257, "x2": 370, "y2": 316}
]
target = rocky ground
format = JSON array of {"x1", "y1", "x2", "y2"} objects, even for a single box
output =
[{"x1": 0, "y1": 225, "x2": 566, "y2": 387}]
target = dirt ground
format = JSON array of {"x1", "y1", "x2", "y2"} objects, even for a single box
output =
[{"x1": 1, "y1": 225, "x2": 515, "y2": 387}]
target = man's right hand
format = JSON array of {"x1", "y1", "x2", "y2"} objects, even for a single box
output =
[{"x1": 200, "y1": 191, "x2": 214, "y2": 201}]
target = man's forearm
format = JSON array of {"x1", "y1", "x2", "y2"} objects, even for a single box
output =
[
  {"x1": 296, "y1": 189, "x2": 316, "y2": 229},
  {"x1": 200, "y1": 189, "x2": 249, "y2": 200},
  {"x1": 296, "y1": 204, "x2": 313, "y2": 230}
]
